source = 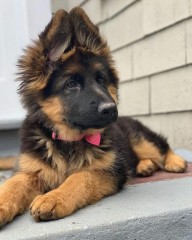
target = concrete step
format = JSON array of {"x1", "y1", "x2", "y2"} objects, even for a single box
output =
[{"x1": 0, "y1": 149, "x2": 192, "y2": 240}]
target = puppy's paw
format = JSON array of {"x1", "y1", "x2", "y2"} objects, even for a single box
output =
[
  {"x1": 136, "y1": 159, "x2": 157, "y2": 177},
  {"x1": 0, "y1": 201, "x2": 17, "y2": 227},
  {"x1": 165, "y1": 152, "x2": 187, "y2": 173},
  {"x1": 30, "y1": 191, "x2": 69, "y2": 222}
]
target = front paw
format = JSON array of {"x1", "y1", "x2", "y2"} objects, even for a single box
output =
[
  {"x1": 0, "y1": 201, "x2": 17, "y2": 227},
  {"x1": 30, "y1": 191, "x2": 70, "y2": 222}
]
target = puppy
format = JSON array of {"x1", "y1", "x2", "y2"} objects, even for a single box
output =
[{"x1": 0, "y1": 7, "x2": 187, "y2": 226}]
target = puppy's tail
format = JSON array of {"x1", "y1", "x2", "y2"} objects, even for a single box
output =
[{"x1": 0, "y1": 156, "x2": 17, "y2": 170}]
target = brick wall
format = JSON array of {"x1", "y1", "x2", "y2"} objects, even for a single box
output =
[{"x1": 52, "y1": 0, "x2": 192, "y2": 149}]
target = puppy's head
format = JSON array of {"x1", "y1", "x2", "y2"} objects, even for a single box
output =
[{"x1": 18, "y1": 8, "x2": 119, "y2": 138}]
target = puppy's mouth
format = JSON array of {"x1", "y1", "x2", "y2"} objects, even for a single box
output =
[{"x1": 67, "y1": 119, "x2": 115, "y2": 130}]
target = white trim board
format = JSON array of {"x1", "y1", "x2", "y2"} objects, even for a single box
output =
[{"x1": 0, "y1": 0, "x2": 52, "y2": 129}]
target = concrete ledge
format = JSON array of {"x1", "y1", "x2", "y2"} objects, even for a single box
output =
[{"x1": 1, "y1": 149, "x2": 192, "y2": 240}]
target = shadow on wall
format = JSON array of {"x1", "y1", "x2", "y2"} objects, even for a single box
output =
[{"x1": 0, "y1": 129, "x2": 20, "y2": 156}]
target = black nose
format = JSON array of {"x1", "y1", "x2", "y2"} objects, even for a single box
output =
[{"x1": 98, "y1": 102, "x2": 117, "y2": 118}]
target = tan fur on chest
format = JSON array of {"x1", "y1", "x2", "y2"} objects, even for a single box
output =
[
  {"x1": 68, "y1": 149, "x2": 115, "y2": 173},
  {"x1": 19, "y1": 147, "x2": 115, "y2": 193},
  {"x1": 19, "y1": 154, "x2": 67, "y2": 192}
]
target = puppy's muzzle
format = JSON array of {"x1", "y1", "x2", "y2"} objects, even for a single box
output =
[{"x1": 98, "y1": 102, "x2": 117, "y2": 120}]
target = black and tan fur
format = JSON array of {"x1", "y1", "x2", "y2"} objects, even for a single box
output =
[{"x1": 0, "y1": 8, "x2": 187, "y2": 226}]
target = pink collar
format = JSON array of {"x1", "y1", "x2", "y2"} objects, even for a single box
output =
[{"x1": 52, "y1": 132, "x2": 101, "y2": 146}]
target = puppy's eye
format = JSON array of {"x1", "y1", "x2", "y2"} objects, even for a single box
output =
[
  {"x1": 66, "y1": 79, "x2": 78, "y2": 88},
  {"x1": 65, "y1": 74, "x2": 82, "y2": 89},
  {"x1": 97, "y1": 76, "x2": 106, "y2": 85}
]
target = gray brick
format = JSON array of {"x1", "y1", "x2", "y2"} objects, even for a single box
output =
[
  {"x1": 135, "y1": 112, "x2": 192, "y2": 149},
  {"x1": 82, "y1": 0, "x2": 101, "y2": 24},
  {"x1": 118, "y1": 78, "x2": 149, "y2": 116},
  {"x1": 133, "y1": 22, "x2": 186, "y2": 78},
  {"x1": 112, "y1": 46, "x2": 133, "y2": 82},
  {"x1": 174, "y1": 0, "x2": 191, "y2": 21},
  {"x1": 186, "y1": 19, "x2": 192, "y2": 63},
  {"x1": 100, "y1": 1, "x2": 143, "y2": 51},
  {"x1": 190, "y1": 0, "x2": 192, "y2": 15},
  {"x1": 67, "y1": 0, "x2": 85, "y2": 10},
  {"x1": 52, "y1": 0, "x2": 84, "y2": 12},
  {"x1": 143, "y1": 0, "x2": 190, "y2": 35},
  {"x1": 101, "y1": 0, "x2": 137, "y2": 21},
  {"x1": 151, "y1": 66, "x2": 192, "y2": 113},
  {"x1": 51, "y1": 0, "x2": 67, "y2": 12}
]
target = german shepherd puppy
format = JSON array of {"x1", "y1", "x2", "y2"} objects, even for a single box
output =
[{"x1": 0, "y1": 7, "x2": 187, "y2": 226}]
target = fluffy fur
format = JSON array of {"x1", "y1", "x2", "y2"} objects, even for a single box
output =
[{"x1": 0, "y1": 7, "x2": 187, "y2": 227}]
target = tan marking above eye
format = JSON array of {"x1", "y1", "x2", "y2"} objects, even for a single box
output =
[
  {"x1": 63, "y1": 65, "x2": 83, "y2": 76},
  {"x1": 92, "y1": 62, "x2": 104, "y2": 71}
]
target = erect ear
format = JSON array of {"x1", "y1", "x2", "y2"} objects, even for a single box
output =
[
  {"x1": 40, "y1": 9, "x2": 72, "y2": 61},
  {"x1": 69, "y1": 7, "x2": 107, "y2": 52}
]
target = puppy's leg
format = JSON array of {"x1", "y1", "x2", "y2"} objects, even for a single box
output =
[
  {"x1": 133, "y1": 137, "x2": 166, "y2": 176},
  {"x1": 30, "y1": 171, "x2": 117, "y2": 221},
  {"x1": 134, "y1": 137, "x2": 187, "y2": 176},
  {"x1": 136, "y1": 159, "x2": 158, "y2": 177},
  {"x1": 164, "y1": 150, "x2": 187, "y2": 173},
  {"x1": 125, "y1": 117, "x2": 188, "y2": 176},
  {"x1": 0, "y1": 172, "x2": 41, "y2": 226}
]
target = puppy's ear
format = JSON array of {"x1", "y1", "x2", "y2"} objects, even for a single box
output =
[
  {"x1": 17, "y1": 9, "x2": 73, "y2": 106},
  {"x1": 40, "y1": 9, "x2": 72, "y2": 61},
  {"x1": 69, "y1": 7, "x2": 107, "y2": 52}
]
